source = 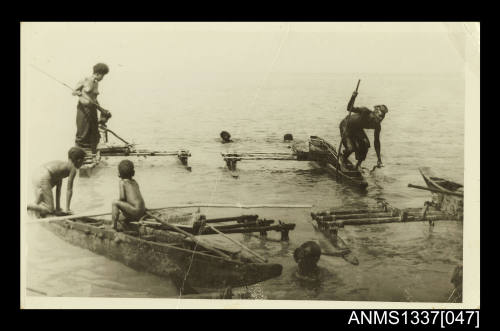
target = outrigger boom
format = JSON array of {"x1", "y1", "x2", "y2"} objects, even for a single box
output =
[
  {"x1": 79, "y1": 127, "x2": 192, "y2": 177},
  {"x1": 220, "y1": 136, "x2": 367, "y2": 189}
]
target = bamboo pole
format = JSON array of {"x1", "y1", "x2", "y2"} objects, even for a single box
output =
[
  {"x1": 26, "y1": 204, "x2": 312, "y2": 224},
  {"x1": 408, "y1": 184, "x2": 463, "y2": 197},
  {"x1": 337, "y1": 215, "x2": 456, "y2": 226},
  {"x1": 102, "y1": 151, "x2": 179, "y2": 157},
  {"x1": 145, "y1": 211, "x2": 231, "y2": 259},
  {"x1": 314, "y1": 212, "x2": 394, "y2": 221},
  {"x1": 206, "y1": 224, "x2": 268, "y2": 263},
  {"x1": 205, "y1": 215, "x2": 259, "y2": 224},
  {"x1": 222, "y1": 156, "x2": 297, "y2": 161},
  {"x1": 312, "y1": 208, "x2": 386, "y2": 217}
]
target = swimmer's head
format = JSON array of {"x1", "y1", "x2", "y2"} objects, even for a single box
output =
[
  {"x1": 220, "y1": 131, "x2": 231, "y2": 142},
  {"x1": 68, "y1": 147, "x2": 87, "y2": 169},
  {"x1": 118, "y1": 160, "x2": 135, "y2": 179}
]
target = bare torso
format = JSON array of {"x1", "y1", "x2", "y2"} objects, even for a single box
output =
[
  {"x1": 340, "y1": 109, "x2": 381, "y2": 133},
  {"x1": 41, "y1": 161, "x2": 73, "y2": 186},
  {"x1": 77, "y1": 77, "x2": 99, "y2": 104}
]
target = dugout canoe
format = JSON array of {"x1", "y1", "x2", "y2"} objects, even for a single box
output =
[
  {"x1": 308, "y1": 136, "x2": 368, "y2": 189},
  {"x1": 419, "y1": 167, "x2": 463, "y2": 219},
  {"x1": 39, "y1": 213, "x2": 283, "y2": 294}
]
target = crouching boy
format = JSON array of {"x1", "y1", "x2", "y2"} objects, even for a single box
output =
[
  {"x1": 28, "y1": 147, "x2": 86, "y2": 216},
  {"x1": 112, "y1": 160, "x2": 146, "y2": 230}
]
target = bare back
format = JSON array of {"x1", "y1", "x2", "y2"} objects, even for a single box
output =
[
  {"x1": 121, "y1": 179, "x2": 145, "y2": 211},
  {"x1": 42, "y1": 161, "x2": 74, "y2": 186}
]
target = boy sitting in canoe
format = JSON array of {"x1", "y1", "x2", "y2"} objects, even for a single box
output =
[
  {"x1": 28, "y1": 147, "x2": 87, "y2": 216},
  {"x1": 112, "y1": 160, "x2": 146, "y2": 230}
]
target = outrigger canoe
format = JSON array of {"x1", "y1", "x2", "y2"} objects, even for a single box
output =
[
  {"x1": 307, "y1": 136, "x2": 368, "y2": 189},
  {"x1": 79, "y1": 143, "x2": 191, "y2": 177},
  {"x1": 36, "y1": 212, "x2": 284, "y2": 294},
  {"x1": 418, "y1": 167, "x2": 463, "y2": 219}
]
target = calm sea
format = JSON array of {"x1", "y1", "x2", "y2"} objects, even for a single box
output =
[{"x1": 24, "y1": 72, "x2": 464, "y2": 301}]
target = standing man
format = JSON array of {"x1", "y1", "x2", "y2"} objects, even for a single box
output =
[
  {"x1": 339, "y1": 91, "x2": 388, "y2": 169},
  {"x1": 72, "y1": 63, "x2": 112, "y2": 155}
]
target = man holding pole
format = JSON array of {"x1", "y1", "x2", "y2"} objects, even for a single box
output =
[
  {"x1": 339, "y1": 86, "x2": 388, "y2": 170},
  {"x1": 72, "y1": 63, "x2": 112, "y2": 154}
]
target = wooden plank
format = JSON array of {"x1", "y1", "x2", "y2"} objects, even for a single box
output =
[{"x1": 206, "y1": 215, "x2": 259, "y2": 224}]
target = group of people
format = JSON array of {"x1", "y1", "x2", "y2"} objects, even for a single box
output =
[
  {"x1": 28, "y1": 63, "x2": 389, "y2": 231},
  {"x1": 28, "y1": 63, "x2": 145, "y2": 230}
]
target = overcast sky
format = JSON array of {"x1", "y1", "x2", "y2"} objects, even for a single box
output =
[{"x1": 22, "y1": 22, "x2": 468, "y2": 78}]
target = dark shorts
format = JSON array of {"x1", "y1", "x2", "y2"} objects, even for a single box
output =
[{"x1": 341, "y1": 129, "x2": 370, "y2": 161}]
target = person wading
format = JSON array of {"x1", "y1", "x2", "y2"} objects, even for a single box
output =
[
  {"x1": 72, "y1": 63, "x2": 112, "y2": 156},
  {"x1": 339, "y1": 90, "x2": 388, "y2": 170}
]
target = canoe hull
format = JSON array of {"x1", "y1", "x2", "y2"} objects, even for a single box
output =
[
  {"x1": 41, "y1": 218, "x2": 282, "y2": 294},
  {"x1": 419, "y1": 167, "x2": 463, "y2": 219},
  {"x1": 308, "y1": 136, "x2": 368, "y2": 189}
]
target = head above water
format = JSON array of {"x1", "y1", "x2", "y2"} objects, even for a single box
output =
[
  {"x1": 68, "y1": 147, "x2": 86, "y2": 169},
  {"x1": 93, "y1": 63, "x2": 109, "y2": 81},
  {"x1": 220, "y1": 131, "x2": 231, "y2": 142},
  {"x1": 294, "y1": 241, "x2": 321, "y2": 270},
  {"x1": 118, "y1": 160, "x2": 135, "y2": 179},
  {"x1": 373, "y1": 105, "x2": 388, "y2": 122}
]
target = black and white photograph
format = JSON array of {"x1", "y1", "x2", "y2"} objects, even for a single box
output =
[{"x1": 20, "y1": 22, "x2": 479, "y2": 309}]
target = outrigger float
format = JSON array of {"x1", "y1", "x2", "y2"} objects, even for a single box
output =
[
  {"x1": 29, "y1": 209, "x2": 296, "y2": 294},
  {"x1": 310, "y1": 195, "x2": 461, "y2": 263},
  {"x1": 79, "y1": 126, "x2": 192, "y2": 177},
  {"x1": 221, "y1": 135, "x2": 368, "y2": 189}
]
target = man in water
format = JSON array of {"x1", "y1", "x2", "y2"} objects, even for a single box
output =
[
  {"x1": 112, "y1": 160, "x2": 146, "y2": 230},
  {"x1": 28, "y1": 147, "x2": 86, "y2": 216},
  {"x1": 72, "y1": 63, "x2": 112, "y2": 155},
  {"x1": 339, "y1": 91, "x2": 388, "y2": 169},
  {"x1": 220, "y1": 131, "x2": 233, "y2": 143}
]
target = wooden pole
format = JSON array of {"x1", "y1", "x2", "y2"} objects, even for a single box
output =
[
  {"x1": 206, "y1": 224, "x2": 268, "y2": 263},
  {"x1": 26, "y1": 203, "x2": 313, "y2": 224},
  {"x1": 100, "y1": 127, "x2": 132, "y2": 146},
  {"x1": 30, "y1": 64, "x2": 111, "y2": 118},
  {"x1": 408, "y1": 184, "x2": 463, "y2": 197},
  {"x1": 336, "y1": 79, "x2": 361, "y2": 179},
  {"x1": 145, "y1": 211, "x2": 231, "y2": 259}
]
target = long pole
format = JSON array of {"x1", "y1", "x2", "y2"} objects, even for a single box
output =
[
  {"x1": 206, "y1": 224, "x2": 268, "y2": 263},
  {"x1": 336, "y1": 80, "x2": 361, "y2": 179},
  {"x1": 31, "y1": 64, "x2": 136, "y2": 148},
  {"x1": 145, "y1": 211, "x2": 231, "y2": 259},
  {"x1": 30, "y1": 64, "x2": 104, "y2": 111},
  {"x1": 408, "y1": 184, "x2": 463, "y2": 197},
  {"x1": 100, "y1": 126, "x2": 132, "y2": 146},
  {"x1": 25, "y1": 203, "x2": 313, "y2": 224}
]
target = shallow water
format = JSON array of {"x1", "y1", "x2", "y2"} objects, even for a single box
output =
[{"x1": 24, "y1": 73, "x2": 464, "y2": 301}]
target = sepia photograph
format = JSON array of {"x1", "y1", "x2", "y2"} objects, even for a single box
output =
[{"x1": 20, "y1": 22, "x2": 479, "y2": 309}]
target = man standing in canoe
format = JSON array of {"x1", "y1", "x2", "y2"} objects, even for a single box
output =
[
  {"x1": 72, "y1": 63, "x2": 112, "y2": 155},
  {"x1": 339, "y1": 91, "x2": 388, "y2": 170}
]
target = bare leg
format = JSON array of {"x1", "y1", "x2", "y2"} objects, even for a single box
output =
[
  {"x1": 28, "y1": 187, "x2": 54, "y2": 216},
  {"x1": 112, "y1": 200, "x2": 144, "y2": 229},
  {"x1": 112, "y1": 201, "x2": 120, "y2": 230}
]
